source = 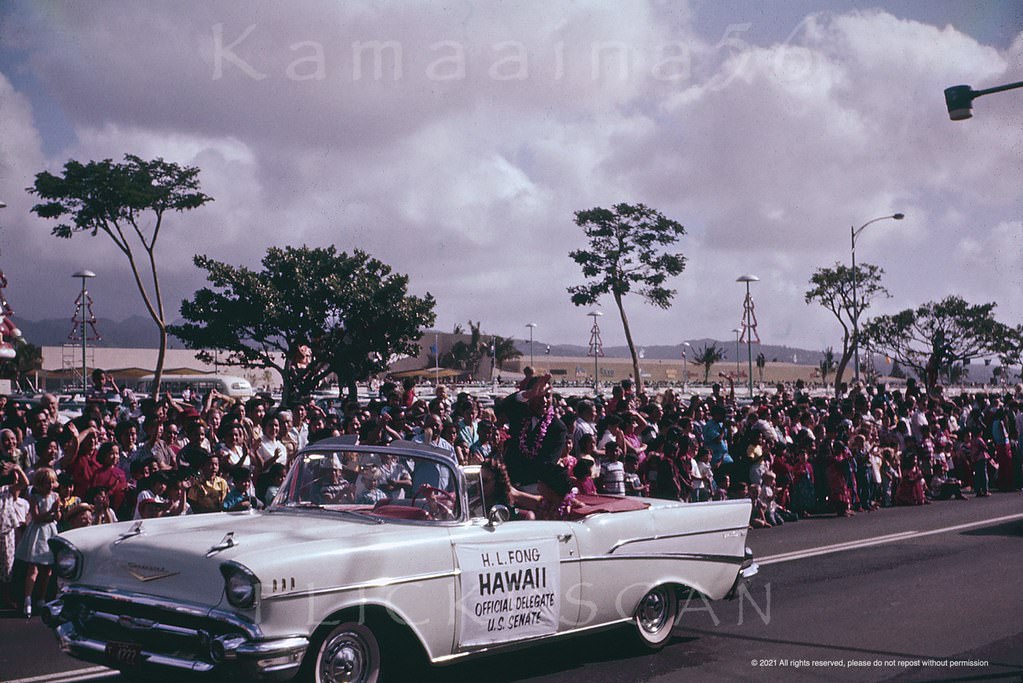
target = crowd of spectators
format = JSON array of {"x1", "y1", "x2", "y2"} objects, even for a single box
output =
[{"x1": 1, "y1": 367, "x2": 1021, "y2": 618}]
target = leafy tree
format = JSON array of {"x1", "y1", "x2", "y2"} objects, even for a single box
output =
[
  {"x1": 29, "y1": 155, "x2": 213, "y2": 393},
  {"x1": 805, "y1": 262, "x2": 888, "y2": 395},
  {"x1": 567, "y1": 203, "x2": 686, "y2": 393},
  {"x1": 860, "y1": 296, "x2": 1011, "y2": 393},
  {"x1": 0, "y1": 338, "x2": 43, "y2": 391},
  {"x1": 695, "y1": 343, "x2": 725, "y2": 383},
  {"x1": 169, "y1": 246, "x2": 435, "y2": 404},
  {"x1": 443, "y1": 320, "x2": 485, "y2": 376},
  {"x1": 997, "y1": 324, "x2": 1023, "y2": 380},
  {"x1": 818, "y1": 347, "x2": 836, "y2": 386}
]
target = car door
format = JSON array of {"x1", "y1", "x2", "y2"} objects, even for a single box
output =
[{"x1": 448, "y1": 470, "x2": 581, "y2": 652}]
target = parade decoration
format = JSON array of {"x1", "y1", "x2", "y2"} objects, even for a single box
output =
[
  {"x1": 0, "y1": 272, "x2": 23, "y2": 359},
  {"x1": 68, "y1": 285, "x2": 102, "y2": 346}
]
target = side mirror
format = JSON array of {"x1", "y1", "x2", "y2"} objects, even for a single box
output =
[{"x1": 485, "y1": 504, "x2": 510, "y2": 529}]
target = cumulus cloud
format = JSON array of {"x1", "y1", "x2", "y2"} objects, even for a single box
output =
[{"x1": 0, "y1": 2, "x2": 1020, "y2": 351}]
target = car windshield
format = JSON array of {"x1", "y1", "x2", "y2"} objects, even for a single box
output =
[{"x1": 272, "y1": 449, "x2": 461, "y2": 522}]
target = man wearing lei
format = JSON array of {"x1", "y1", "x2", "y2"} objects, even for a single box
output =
[{"x1": 498, "y1": 374, "x2": 568, "y2": 490}]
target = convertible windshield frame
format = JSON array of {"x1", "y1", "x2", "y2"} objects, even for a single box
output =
[{"x1": 271, "y1": 438, "x2": 468, "y2": 525}]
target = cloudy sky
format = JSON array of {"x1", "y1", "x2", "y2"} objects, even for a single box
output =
[{"x1": 0, "y1": 1, "x2": 1021, "y2": 353}]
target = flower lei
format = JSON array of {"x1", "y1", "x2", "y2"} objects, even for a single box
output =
[
  {"x1": 555, "y1": 489, "x2": 578, "y2": 520},
  {"x1": 519, "y1": 408, "x2": 555, "y2": 459}
]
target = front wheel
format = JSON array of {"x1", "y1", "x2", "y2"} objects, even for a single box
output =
[
  {"x1": 313, "y1": 621, "x2": 381, "y2": 683},
  {"x1": 632, "y1": 585, "x2": 679, "y2": 650}
]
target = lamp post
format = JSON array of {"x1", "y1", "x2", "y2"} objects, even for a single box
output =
[
  {"x1": 681, "y1": 341, "x2": 690, "y2": 395},
  {"x1": 72, "y1": 270, "x2": 97, "y2": 393},
  {"x1": 851, "y1": 213, "x2": 904, "y2": 383},
  {"x1": 587, "y1": 310, "x2": 603, "y2": 395},
  {"x1": 525, "y1": 322, "x2": 537, "y2": 368},
  {"x1": 944, "y1": 81, "x2": 1023, "y2": 121},
  {"x1": 736, "y1": 275, "x2": 759, "y2": 397}
]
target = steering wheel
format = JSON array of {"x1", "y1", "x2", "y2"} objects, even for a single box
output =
[{"x1": 411, "y1": 484, "x2": 456, "y2": 521}]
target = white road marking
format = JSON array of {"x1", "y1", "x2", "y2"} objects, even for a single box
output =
[
  {"x1": 6, "y1": 667, "x2": 115, "y2": 683},
  {"x1": 758, "y1": 511, "x2": 1023, "y2": 565}
]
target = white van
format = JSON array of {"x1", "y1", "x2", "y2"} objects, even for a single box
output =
[{"x1": 137, "y1": 374, "x2": 254, "y2": 400}]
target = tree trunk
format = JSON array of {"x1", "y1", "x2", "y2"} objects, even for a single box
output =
[
  {"x1": 346, "y1": 380, "x2": 359, "y2": 404},
  {"x1": 833, "y1": 350, "x2": 853, "y2": 397},
  {"x1": 614, "y1": 293, "x2": 642, "y2": 394},
  {"x1": 152, "y1": 324, "x2": 167, "y2": 396}
]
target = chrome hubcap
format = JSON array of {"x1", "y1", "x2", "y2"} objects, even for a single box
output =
[
  {"x1": 321, "y1": 632, "x2": 369, "y2": 683},
  {"x1": 638, "y1": 588, "x2": 670, "y2": 634}
]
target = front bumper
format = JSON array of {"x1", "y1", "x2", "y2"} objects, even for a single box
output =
[
  {"x1": 44, "y1": 587, "x2": 308, "y2": 682},
  {"x1": 725, "y1": 547, "x2": 759, "y2": 599}
]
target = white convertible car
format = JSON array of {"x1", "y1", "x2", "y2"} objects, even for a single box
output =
[{"x1": 45, "y1": 438, "x2": 757, "y2": 682}]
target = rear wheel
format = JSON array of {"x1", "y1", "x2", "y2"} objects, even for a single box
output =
[
  {"x1": 313, "y1": 621, "x2": 381, "y2": 683},
  {"x1": 632, "y1": 585, "x2": 678, "y2": 650}
]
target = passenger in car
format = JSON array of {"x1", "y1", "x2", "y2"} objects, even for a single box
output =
[
  {"x1": 317, "y1": 458, "x2": 354, "y2": 504},
  {"x1": 479, "y1": 459, "x2": 537, "y2": 520},
  {"x1": 356, "y1": 467, "x2": 388, "y2": 505}
]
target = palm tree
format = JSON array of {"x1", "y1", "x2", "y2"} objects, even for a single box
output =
[
  {"x1": 695, "y1": 343, "x2": 725, "y2": 383},
  {"x1": 492, "y1": 336, "x2": 522, "y2": 370}
]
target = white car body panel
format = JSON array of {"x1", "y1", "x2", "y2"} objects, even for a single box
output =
[{"x1": 44, "y1": 438, "x2": 756, "y2": 680}]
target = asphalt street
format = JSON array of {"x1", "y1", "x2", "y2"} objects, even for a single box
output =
[{"x1": 4, "y1": 492, "x2": 1022, "y2": 683}]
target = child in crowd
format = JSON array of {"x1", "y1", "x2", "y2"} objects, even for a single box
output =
[
  {"x1": 223, "y1": 467, "x2": 262, "y2": 511},
  {"x1": 63, "y1": 502, "x2": 94, "y2": 529},
  {"x1": 85, "y1": 486, "x2": 118, "y2": 524},
  {"x1": 571, "y1": 458, "x2": 597, "y2": 496},
  {"x1": 599, "y1": 442, "x2": 625, "y2": 496},
  {"x1": 880, "y1": 448, "x2": 900, "y2": 507},
  {"x1": 698, "y1": 447, "x2": 717, "y2": 501},
  {"x1": 895, "y1": 455, "x2": 929, "y2": 506},
  {"x1": 0, "y1": 463, "x2": 29, "y2": 609},
  {"x1": 623, "y1": 455, "x2": 646, "y2": 496},
  {"x1": 15, "y1": 467, "x2": 61, "y2": 618},
  {"x1": 747, "y1": 483, "x2": 771, "y2": 529},
  {"x1": 135, "y1": 471, "x2": 170, "y2": 519},
  {"x1": 929, "y1": 463, "x2": 967, "y2": 501}
]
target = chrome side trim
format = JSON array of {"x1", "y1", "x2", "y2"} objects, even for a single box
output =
[
  {"x1": 432, "y1": 617, "x2": 632, "y2": 664},
  {"x1": 261, "y1": 568, "x2": 459, "y2": 602},
  {"x1": 567, "y1": 552, "x2": 746, "y2": 565},
  {"x1": 60, "y1": 585, "x2": 261, "y2": 638},
  {"x1": 607, "y1": 525, "x2": 749, "y2": 554}
]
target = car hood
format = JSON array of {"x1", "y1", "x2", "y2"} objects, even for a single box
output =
[{"x1": 60, "y1": 510, "x2": 407, "y2": 607}]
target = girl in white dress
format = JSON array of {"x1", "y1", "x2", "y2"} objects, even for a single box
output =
[{"x1": 15, "y1": 467, "x2": 61, "y2": 618}]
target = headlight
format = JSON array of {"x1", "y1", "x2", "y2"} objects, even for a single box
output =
[
  {"x1": 49, "y1": 538, "x2": 83, "y2": 580},
  {"x1": 220, "y1": 562, "x2": 260, "y2": 608}
]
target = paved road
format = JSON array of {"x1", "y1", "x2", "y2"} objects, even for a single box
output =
[{"x1": 4, "y1": 493, "x2": 1022, "y2": 683}]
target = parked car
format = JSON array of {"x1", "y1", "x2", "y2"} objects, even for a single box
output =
[{"x1": 44, "y1": 438, "x2": 757, "y2": 682}]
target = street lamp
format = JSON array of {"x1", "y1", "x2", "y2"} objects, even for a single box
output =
[
  {"x1": 587, "y1": 310, "x2": 603, "y2": 395},
  {"x1": 944, "y1": 81, "x2": 1023, "y2": 121},
  {"x1": 681, "y1": 341, "x2": 690, "y2": 395},
  {"x1": 736, "y1": 275, "x2": 759, "y2": 397},
  {"x1": 851, "y1": 213, "x2": 904, "y2": 383},
  {"x1": 72, "y1": 270, "x2": 97, "y2": 393},
  {"x1": 525, "y1": 322, "x2": 537, "y2": 368}
]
